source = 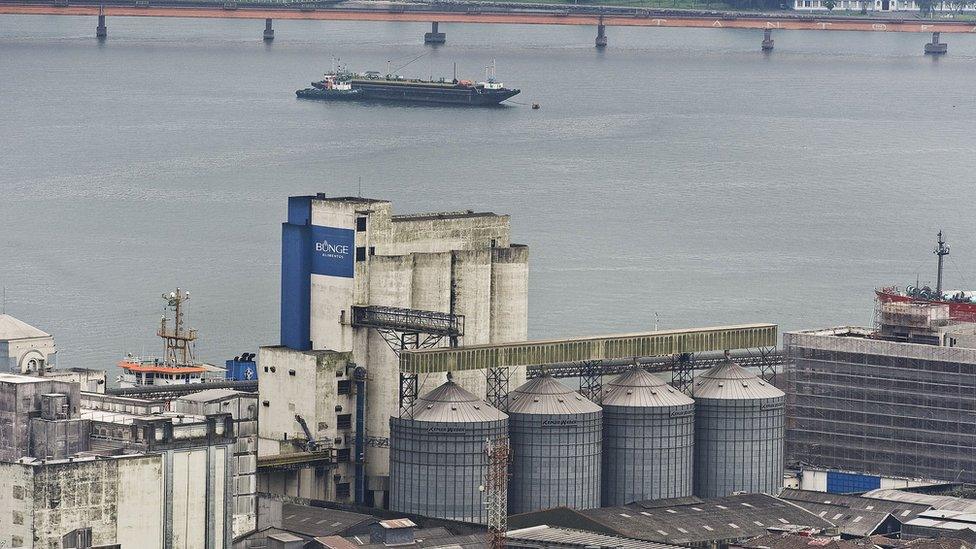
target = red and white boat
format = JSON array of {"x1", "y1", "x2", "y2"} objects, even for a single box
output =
[
  {"x1": 117, "y1": 288, "x2": 209, "y2": 387},
  {"x1": 876, "y1": 232, "x2": 976, "y2": 323}
]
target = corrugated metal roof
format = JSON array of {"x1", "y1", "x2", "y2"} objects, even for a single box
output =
[
  {"x1": 693, "y1": 360, "x2": 784, "y2": 400},
  {"x1": 602, "y1": 368, "x2": 694, "y2": 408},
  {"x1": 175, "y1": 388, "x2": 249, "y2": 403},
  {"x1": 506, "y1": 525, "x2": 683, "y2": 549},
  {"x1": 0, "y1": 314, "x2": 50, "y2": 340},
  {"x1": 780, "y1": 489, "x2": 929, "y2": 522},
  {"x1": 408, "y1": 381, "x2": 507, "y2": 423},
  {"x1": 507, "y1": 375, "x2": 601, "y2": 415},
  {"x1": 863, "y1": 490, "x2": 976, "y2": 514}
]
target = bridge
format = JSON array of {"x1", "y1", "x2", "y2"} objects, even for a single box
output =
[{"x1": 1, "y1": 0, "x2": 970, "y2": 52}]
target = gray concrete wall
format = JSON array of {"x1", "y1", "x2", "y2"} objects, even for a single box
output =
[{"x1": 0, "y1": 454, "x2": 165, "y2": 549}]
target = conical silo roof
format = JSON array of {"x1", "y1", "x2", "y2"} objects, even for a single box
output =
[
  {"x1": 507, "y1": 375, "x2": 601, "y2": 415},
  {"x1": 602, "y1": 368, "x2": 694, "y2": 407},
  {"x1": 409, "y1": 380, "x2": 507, "y2": 423},
  {"x1": 693, "y1": 360, "x2": 784, "y2": 400}
]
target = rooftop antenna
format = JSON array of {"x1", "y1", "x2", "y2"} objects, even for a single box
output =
[
  {"x1": 453, "y1": 61, "x2": 457, "y2": 82},
  {"x1": 935, "y1": 230, "x2": 950, "y2": 296}
]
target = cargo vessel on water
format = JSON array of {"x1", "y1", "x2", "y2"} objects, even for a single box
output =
[
  {"x1": 117, "y1": 288, "x2": 215, "y2": 387},
  {"x1": 296, "y1": 63, "x2": 519, "y2": 106},
  {"x1": 876, "y1": 232, "x2": 976, "y2": 322}
]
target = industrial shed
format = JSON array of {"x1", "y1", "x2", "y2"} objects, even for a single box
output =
[{"x1": 508, "y1": 493, "x2": 834, "y2": 547}]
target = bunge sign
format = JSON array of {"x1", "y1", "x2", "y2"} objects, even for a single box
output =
[{"x1": 311, "y1": 225, "x2": 355, "y2": 278}]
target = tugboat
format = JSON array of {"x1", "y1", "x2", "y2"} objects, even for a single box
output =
[
  {"x1": 296, "y1": 72, "x2": 361, "y2": 101},
  {"x1": 117, "y1": 288, "x2": 210, "y2": 387},
  {"x1": 876, "y1": 232, "x2": 976, "y2": 323},
  {"x1": 296, "y1": 60, "x2": 520, "y2": 106}
]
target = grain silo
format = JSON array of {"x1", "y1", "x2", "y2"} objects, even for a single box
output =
[
  {"x1": 389, "y1": 378, "x2": 508, "y2": 524},
  {"x1": 507, "y1": 374, "x2": 602, "y2": 514},
  {"x1": 601, "y1": 368, "x2": 695, "y2": 506},
  {"x1": 692, "y1": 360, "x2": 785, "y2": 498}
]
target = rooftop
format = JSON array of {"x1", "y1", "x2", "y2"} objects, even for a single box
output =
[
  {"x1": 507, "y1": 375, "x2": 601, "y2": 415},
  {"x1": 692, "y1": 360, "x2": 785, "y2": 401},
  {"x1": 176, "y1": 388, "x2": 252, "y2": 403},
  {"x1": 392, "y1": 210, "x2": 503, "y2": 222},
  {"x1": 280, "y1": 503, "x2": 375, "y2": 538},
  {"x1": 602, "y1": 368, "x2": 693, "y2": 408},
  {"x1": 509, "y1": 494, "x2": 834, "y2": 545},
  {"x1": 781, "y1": 489, "x2": 929, "y2": 526},
  {"x1": 404, "y1": 380, "x2": 506, "y2": 424},
  {"x1": 0, "y1": 314, "x2": 50, "y2": 340},
  {"x1": 735, "y1": 532, "x2": 863, "y2": 549},
  {"x1": 506, "y1": 525, "x2": 685, "y2": 549},
  {"x1": 863, "y1": 490, "x2": 976, "y2": 515}
]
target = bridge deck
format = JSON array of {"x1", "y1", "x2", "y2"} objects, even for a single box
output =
[{"x1": 2, "y1": 4, "x2": 974, "y2": 33}]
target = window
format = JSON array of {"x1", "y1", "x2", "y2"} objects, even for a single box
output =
[
  {"x1": 336, "y1": 414, "x2": 352, "y2": 430},
  {"x1": 338, "y1": 380, "x2": 352, "y2": 395},
  {"x1": 336, "y1": 482, "x2": 351, "y2": 499},
  {"x1": 336, "y1": 448, "x2": 351, "y2": 462},
  {"x1": 356, "y1": 217, "x2": 367, "y2": 232},
  {"x1": 369, "y1": 246, "x2": 375, "y2": 256},
  {"x1": 356, "y1": 247, "x2": 367, "y2": 262}
]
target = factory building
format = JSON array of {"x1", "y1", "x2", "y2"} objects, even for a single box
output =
[
  {"x1": 172, "y1": 388, "x2": 259, "y2": 538},
  {"x1": 507, "y1": 375, "x2": 602, "y2": 514},
  {"x1": 260, "y1": 195, "x2": 528, "y2": 508},
  {"x1": 389, "y1": 378, "x2": 508, "y2": 524},
  {"x1": 692, "y1": 360, "x2": 785, "y2": 498},
  {"x1": 601, "y1": 368, "x2": 695, "y2": 505},
  {"x1": 785, "y1": 304, "x2": 976, "y2": 487},
  {"x1": 0, "y1": 372, "x2": 237, "y2": 548}
]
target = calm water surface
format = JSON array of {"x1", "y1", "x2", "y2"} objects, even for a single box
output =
[{"x1": 2, "y1": 15, "x2": 976, "y2": 372}]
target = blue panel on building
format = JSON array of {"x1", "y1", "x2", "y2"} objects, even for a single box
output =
[
  {"x1": 281, "y1": 223, "x2": 312, "y2": 351},
  {"x1": 310, "y1": 225, "x2": 355, "y2": 278},
  {"x1": 225, "y1": 358, "x2": 258, "y2": 381},
  {"x1": 827, "y1": 471, "x2": 881, "y2": 494},
  {"x1": 288, "y1": 195, "x2": 312, "y2": 225}
]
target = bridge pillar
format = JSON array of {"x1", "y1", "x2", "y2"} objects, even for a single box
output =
[
  {"x1": 925, "y1": 32, "x2": 947, "y2": 55},
  {"x1": 263, "y1": 18, "x2": 274, "y2": 41},
  {"x1": 96, "y1": 12, "x2": 107, "y2": 39},
  {"x1": 424, "y1": 21, "x2": 445, "y2": 45},
  {"x1": 761, "y1": 29, "x2": 774, "y2": 51},
  {"x1": 595, "y1": 17, "x2": 607, "y2": 48}
]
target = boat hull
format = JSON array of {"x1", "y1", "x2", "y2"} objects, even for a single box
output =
[
  {"x1": 349, "y1": 82, "x2": 519, "y2": 105},
  {"x1": 296, "y1": 88, "x2": 362, "y2": 100}
]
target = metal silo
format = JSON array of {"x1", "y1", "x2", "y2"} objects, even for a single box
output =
[
  {"x1": 507, "y1": 374, "x2": 602, "y2": 514},
  {"x1": 692, "y1": 360, "x2": 785, "y2": 498},
  {"x1": 389, "y1": 378, "x2": 508, "y2": 524},
  {"x1": 601, "y1": 368, "x2": 695, "y2": 506}
]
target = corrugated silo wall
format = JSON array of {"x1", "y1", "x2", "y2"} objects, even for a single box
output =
[
  {"x1": 601, "y1": 402, "x2": 694, "y2": 506},
  {"x1": 389, "y1": 417, "x2": 507, "y2": 524},
  {"x1": 508, "y1": 410, "x2": 602, "y2": 514},
  {"x1": 693, "y1": 395, "x2": 785, "y2": 498}
]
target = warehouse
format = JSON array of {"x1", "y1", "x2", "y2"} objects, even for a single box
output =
[{"x1": 508, "y1": 493, "x2": 834, "y2": 547}]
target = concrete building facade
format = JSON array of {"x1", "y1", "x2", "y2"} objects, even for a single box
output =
[
  {"x1": 785, "y1": 327, "x2": 976, "y2": 486},
  {"x1": 0, "y1": 314, "x2": 57, "y2": 374},
  {"x1": 173, "y1": 388, "x2": 259, "y2": 539},
  {"x1": 260, "y1": 195, "x2": 529, "y2": 508}
]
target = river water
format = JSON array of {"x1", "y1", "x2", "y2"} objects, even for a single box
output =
[{"x1": 2, "y1": 15, "x2": 976, "y2": 372}]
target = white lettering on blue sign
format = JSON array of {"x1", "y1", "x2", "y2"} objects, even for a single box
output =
[{"x1": 310, "y1": 225, "x2": 355, "y2": 278}]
